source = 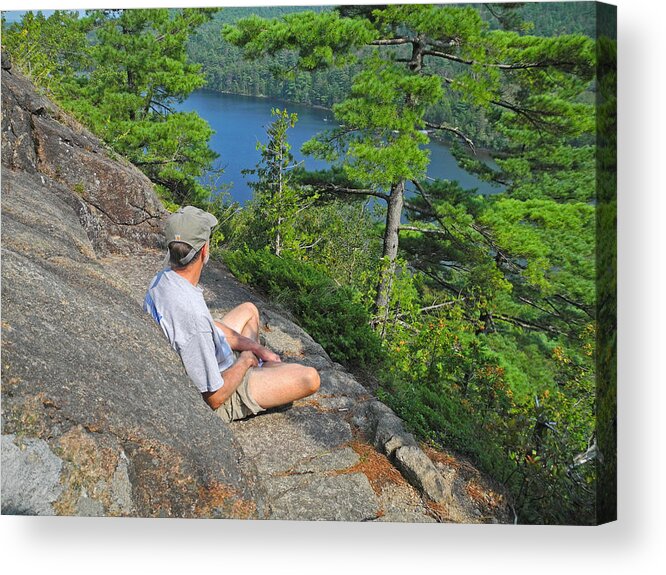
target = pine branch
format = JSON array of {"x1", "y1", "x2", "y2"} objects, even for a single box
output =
[
  {"x1": 410, "y1": 179, "x2": 480, "y2": 252},
  {"x1": 414, "y1": 265, "x2": 465, "y2": 296},
  {"x1": 489, "y1": 98, "x2": 565, "y2": 136}
]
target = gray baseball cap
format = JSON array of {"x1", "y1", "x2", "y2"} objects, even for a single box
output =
[{"x1": 165, "y1": 206, "x2": 218, "y2": 266}]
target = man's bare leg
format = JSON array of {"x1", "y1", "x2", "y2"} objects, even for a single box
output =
[
  {"x1": 247, "y1": 362, "x2": 320, "y2": 409},
  {"x1": 217, "y1": 302, "x2": 260, "y2": 341},
  {"x1": 218, "y1": 302, "x2": 320, "y2": 408}
]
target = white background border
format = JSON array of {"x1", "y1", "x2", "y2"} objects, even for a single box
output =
[{"x1": 2, "y1": 1, "x2": 663, "y2": 573}]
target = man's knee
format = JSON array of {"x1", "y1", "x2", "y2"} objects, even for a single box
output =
[
  {"x1": 241, "y1": 302, "x2": 259, "y2": 322},
  {"x1": 303, "y1": 367, "x2": 320, "y2": 395}
]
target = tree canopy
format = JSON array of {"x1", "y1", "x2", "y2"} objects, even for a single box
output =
[{"x1": 3, "y1": 8, "x2": 220, "y2": 206}]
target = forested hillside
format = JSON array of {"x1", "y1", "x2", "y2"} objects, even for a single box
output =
[
  {"x1": 2, "y1": 3, "x2": 616, "y2": 525},
  {"x1": 187, "y1": 2, "x2": 598, "y2": 149}
]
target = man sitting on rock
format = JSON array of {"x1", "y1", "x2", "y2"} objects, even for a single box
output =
[{"x1": 143, "y1": 206, "x2": 320, "y2": 422}]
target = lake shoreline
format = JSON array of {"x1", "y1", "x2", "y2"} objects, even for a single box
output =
[
  {"x1": 199, "y1": 86, "x2": 333, "y2": 113},
  {"x1": 178, "y1": 89, "x2": 504, "y2": 203},
  {"x1": 198, "y1": 86, "x2": 499, "y2": 158}
]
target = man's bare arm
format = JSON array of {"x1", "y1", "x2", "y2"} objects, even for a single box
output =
[
  {"x1": 202, "y1": 350, "x2": 258, "y2": 410},
  {"x1": 214, "y1": 321, "x2": 281, "y2": 362}
]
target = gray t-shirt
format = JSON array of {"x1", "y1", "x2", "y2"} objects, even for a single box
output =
[{"x1": 143, "y1": 268, "x2": 234, "y2": 394}]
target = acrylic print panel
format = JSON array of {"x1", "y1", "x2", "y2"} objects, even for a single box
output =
[{"x1": 0, "y1": 1, "x2": 616, "y2": 525}]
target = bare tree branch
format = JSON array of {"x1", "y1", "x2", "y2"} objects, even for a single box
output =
[
  {"x1": 370, "y1": 37, "x2": 412, "y2": 46},
  {"x1": 399, "y1": 225, "x2": 450, "y2": 236},
  {"x1": 307, "y1": 182, "x2": 391, "y2": 201},
  {"x1": 553, "y1": 293, "x2": 595, "y2": 319},
  {"x1": 423, "y1": 48, "x2": 575, "y2": 71},
  {"x1": 394, "y1": 300, "x2": 465, "y2": 319},
  {"x1": 424, "y1": 121, "x2": 476, "y2": 153},
  {"x1": 493, "y1": 313, "x2": 568, "y2": 337}
]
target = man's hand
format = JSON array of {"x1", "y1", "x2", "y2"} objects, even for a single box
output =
[
  {"x1": 239, "y1": 350, "x2": 260, "y2": 368},
  {"x1": 255, "y1": 347, "x2": 281, "y2": 363},
  {"x1": 203, "y1": 350, "x2": 258, "y2": 410},
  {"x1": 215, "y1": 320, "x2": 281, "y2": 363}
]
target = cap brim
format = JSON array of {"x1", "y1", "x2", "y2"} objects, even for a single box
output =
[{"x1": 204, "y1": 212, "x2": 218, "y2": 228}]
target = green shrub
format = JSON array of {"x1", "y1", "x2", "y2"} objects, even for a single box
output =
[{"x1": 224, "y1": 247, "x2": 383, "y2": 368}]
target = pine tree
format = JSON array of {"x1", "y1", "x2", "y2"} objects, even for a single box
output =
[
  {"x1": 3, "y1": 8, "x2": 220, "y2": 206},
  {"x1": 2, "y1": 10, "x2": 89, "y2": 93},
  {"x1": 243, "y1": 109, "x2": 315, "y2": 257},
  {"x1": 224, "y1": 5, "x2": 595, "y2": 327}
]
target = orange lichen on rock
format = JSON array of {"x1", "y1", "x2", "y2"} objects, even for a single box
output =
[
  {"x1": 53, "y1": 425, "x2": 121, "y2": 516},
  {"x1": 195, "y1": 482, "x2": 257, "y2": 520}
]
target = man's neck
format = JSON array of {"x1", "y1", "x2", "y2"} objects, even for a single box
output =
[{"x1": 172, "y1": 262, "x2": 203, "y2": 287}]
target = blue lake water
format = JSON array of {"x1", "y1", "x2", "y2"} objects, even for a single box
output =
[{"x1": 178, "y1": 89, "x2": 502, "y2": 204}]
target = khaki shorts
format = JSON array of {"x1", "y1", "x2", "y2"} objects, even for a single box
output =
[{"x1": 214, "y1": 367, "x2": 265, "y2": 423}]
